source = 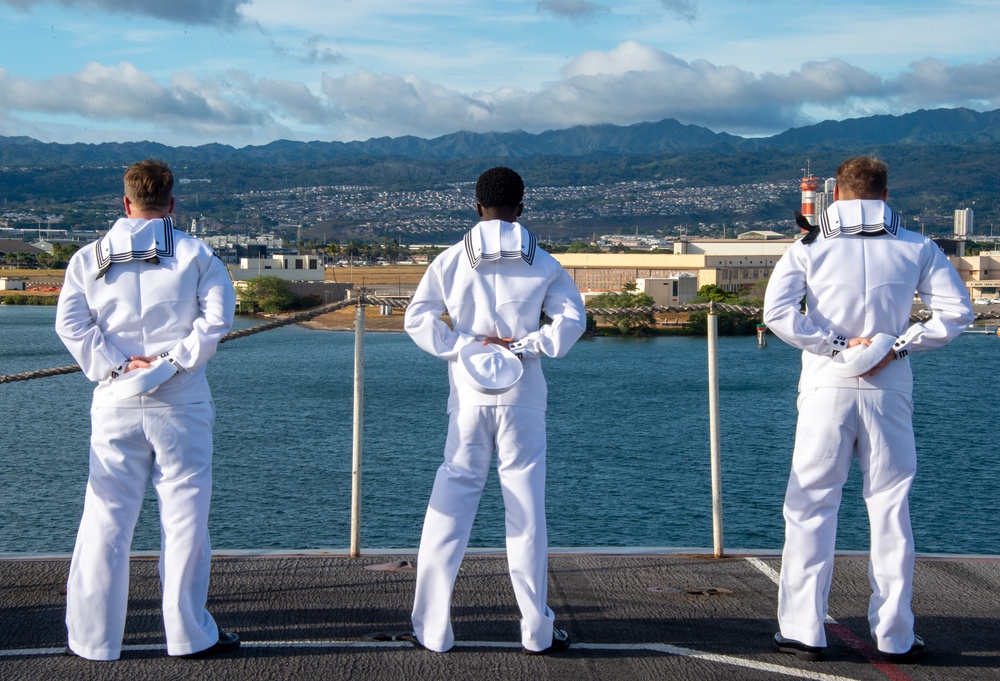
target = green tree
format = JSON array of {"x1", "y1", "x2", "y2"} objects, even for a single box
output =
[
  {"x1": 565, "y1": 241, "x2": 602, "y2": 253},
  {"x1": 736, "y1": 278, "x2": 769, "y2": 307},
  {"x1": 684, "y1": 283, "x2": 765, "y2": 335},
  {"x1": 240, "y1": 276, "x2": 297, "y2": 313},
  {"x1": 691, "y1": 284, "x2": 737, "y2": 303},
  {"x1": 586, "y1": 282, "x2": 656, "y2": 335}
]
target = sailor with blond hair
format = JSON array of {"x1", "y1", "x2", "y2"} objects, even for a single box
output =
[
  {"x1": 56, "y1": 159, "x2": 238, "y2": 660},
  {"x1": 764, "y1": 156, "x2": 973, "y2": 663}
]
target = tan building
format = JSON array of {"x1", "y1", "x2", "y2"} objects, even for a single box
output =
[
  {"x1": 950, "y1": 252, "x2": 1000, "y2": 302},
  {"x1": 554, "y1": 239, "x2": 796, "y2": 294},
  {"x1": 553, "y1": 240, "x2": 995, "y2": 307}
]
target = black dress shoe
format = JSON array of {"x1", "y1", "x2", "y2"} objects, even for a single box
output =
[
  {"x1": 178, "y1": 632, "x2": 240, "y2": 659},
  {"x1": 880, "y1": 635, "x2": 928, "y2": 664},
  {"x1": 393, "y1": 632, "x2": 428, "y2": 650},
  {"x1": 522, "y1": 628, "x2": 571, "y2": 655},
  {"x1": 773, "y1": 632, "x2": 824, "y2": 661}
]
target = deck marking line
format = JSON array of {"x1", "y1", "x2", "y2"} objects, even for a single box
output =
[
  {"x1": 576, "y1": 643, "x2": 861, "y2": 681},
  {"x1": 2, "y1": 640, "x2": 862, "y2": 679},
  {"x1": 746, "y1": 556, "x2": 781, "y2": 585},
  {"x1": 823, "y1": 624, "x2": 913, "y2": 681},
  {"x1": 744, "y1": 556, "x2": 914, "y2": 681}
]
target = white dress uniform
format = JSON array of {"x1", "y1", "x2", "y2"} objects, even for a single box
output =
[
  {"x1": 763, "y1": 200, "x2": 972, "y2": 654},
  {"x1": 405, "y1": 220, "x2": 586, "y2": 652},
  {"x1": 55, "y1": 216, "x2": 236, "y2": 660}
]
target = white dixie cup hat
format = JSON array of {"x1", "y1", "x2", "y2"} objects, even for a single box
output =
[
  {"x1": 832, "y1": 333, "x2": 897, "y2": 378},
  {"x1": 110, "y1": 357, "x2": 179, "y2": 399},
  {"x1": 458, "y1": 342, "x2": 524, "y2": 395}
]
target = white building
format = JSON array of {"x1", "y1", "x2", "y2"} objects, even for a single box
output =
[
  {"x1": 955, "y1": 208, "x2": 974, "y2": 237},
  {"x1": 636, "y1": 275, "x2": 699, "y2": 306},
  {"x1": 228, "y1": 254, "x2": 324, "y2": 282},
  {"x1": 0, "y1": 277, "x2": 26, "y2": 290}
]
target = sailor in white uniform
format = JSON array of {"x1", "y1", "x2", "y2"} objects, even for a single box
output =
[
  {"x1": 763, "y1": 157, "x2": 973, "y2": 663},
  {"x1": 55, "y1": 160, "x2": 238, "y2": 661},
  {"x1": 405, "y1": 167, "x2": 586, "y2": 654}
]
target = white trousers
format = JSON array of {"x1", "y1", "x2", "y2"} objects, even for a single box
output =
[
  {"x1": 778, "y1": 388, "x2": 917, "y2": 654},
  {"x1": 411, "y1": 406, "x2": 555, "y2": 652},
  {"x1": 66, "y1": 404, "x2": 219, "y2": 660}
]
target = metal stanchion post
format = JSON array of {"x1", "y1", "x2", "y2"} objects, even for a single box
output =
[
  {"x1": 708, "y1": 302, "x2": 724, "y2": 558},
  {"x1": 350, "y1": 300, "x2": 365, "y2": 557}
]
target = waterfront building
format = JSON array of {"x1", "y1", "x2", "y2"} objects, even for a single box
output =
[
  {"x1": 599, "y1": 233, "x2": 671, "y2": 249},
  {"x1": 554, "y1": 238, "x2": 795, "y2": 294},
  {"x1": 0, "y1": 277, "x2": 26, "y2": 290},
  {"x1": 635, "y1": 275, "x2": 698, "y2": 306},
  {"x1": 228, "y1": 254, "x2": 325, "y2": 282},
  {"x1": 950, "y1": 251, "x2": 1000, "y2": 302},
  {"x1": 0, "y1": 239, "x2": 46, "y2": 266},
  {"x1": 736, "y1": 230, "x2": 785, "y2": 240}
]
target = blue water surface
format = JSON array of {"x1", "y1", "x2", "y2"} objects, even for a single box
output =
[{"x1": 0, "y1": 305, "x2": 996, "y2": 554}]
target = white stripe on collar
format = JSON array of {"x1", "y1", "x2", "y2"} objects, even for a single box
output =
[
  {"x1": 819, "y1": 200, "x2": 899, "y2": 238},
  {"x1": 464, "y1": 220, "x2": 536, "y2": 268},
  {"x1": 96, "y1": 216, "x2": 175, "y2": 278}
]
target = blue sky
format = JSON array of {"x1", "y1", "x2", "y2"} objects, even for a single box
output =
[{"x1": 2, "y1": 0, "x2": 999, "y2": 147}]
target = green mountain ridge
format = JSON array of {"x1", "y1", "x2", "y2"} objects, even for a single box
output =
[{"x1": 4, "y1": 107, "x2": 998, "y2": 167}]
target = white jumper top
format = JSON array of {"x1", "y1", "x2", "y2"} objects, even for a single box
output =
[
  {"x1": 763, "y1": 200, "x2": 973, "y2": 392},
  {"x1": 405, "y1": 220, "x2": 586, "y2": 413},
  {"x1": 56, "y1": 217, "x2": 236, "y2": 407}
]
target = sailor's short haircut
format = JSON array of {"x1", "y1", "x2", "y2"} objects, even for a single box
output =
[
  {"x1": 124, "y1": 159, "x2": 173, "y2": 210},
  {"x1": 475, "y1": 167, "x2": 524, "y2": 209},
  {"x1": 836, "y1": 157, "x2": 888, "y2": 200}
]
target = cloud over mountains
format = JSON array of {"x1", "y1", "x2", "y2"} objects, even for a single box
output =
[{"x1": 2, "y1": 40, "x2": 999, "y2": 145}]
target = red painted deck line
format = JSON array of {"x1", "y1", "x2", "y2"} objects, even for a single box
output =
[
  {"x1": 824, "y1": 622, "x2": 912, "y2": 681},
  {"x1": 745, "y1": 557, "x2": 915, "y2": 681}
]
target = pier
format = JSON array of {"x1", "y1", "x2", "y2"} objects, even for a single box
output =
[{"x1": 3, "y1": 550, "x2": 999, "y2": 680}]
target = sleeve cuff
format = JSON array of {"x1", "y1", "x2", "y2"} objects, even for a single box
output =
[
  {"x1": 108, "y1": 359, "x2": 130, "y2": 381},
  {"x1": 828, "y1": 334, "x2": 848, "y2": 356},
  {"x1": 892, "y1": 337, "x2": 909, "y2": 359},
  {"x1": 159, "y1": 351, "x2": 185, "y2": 373}
]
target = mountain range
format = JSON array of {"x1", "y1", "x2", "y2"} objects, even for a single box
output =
[{"x1": 3, "y1": 107, "x2": 1000, "y2": 167}]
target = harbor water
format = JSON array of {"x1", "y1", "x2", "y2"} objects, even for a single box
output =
[{"x1": 1, "y1": 305, "x2": 997, "y2": 555}]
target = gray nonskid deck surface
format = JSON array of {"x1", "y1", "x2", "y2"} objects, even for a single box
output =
[{"x1": 2, "y1": 553, "x2": 998, "y2": 680}]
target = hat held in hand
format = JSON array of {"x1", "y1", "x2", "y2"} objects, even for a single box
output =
[
  {"x1": 111, "y1": 358, "x2": 178, "y2": 399},
  {"x1": 832, "y1": 333, "x2": 897, "y2": 378},
  {"x1": 458, "y1": 342, "x2": 524, "y2": 395}
]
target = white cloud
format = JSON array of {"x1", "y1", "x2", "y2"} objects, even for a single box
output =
[
  {"x1": 0, "y1": 62, "x2": 266, "y2": 126},
  {"x1": 3, "y1": 42, "x2": 1000, "y2": 145},
  {"x1": 562, "y1": 41, "x2": 682, "y2": 78},
  {"x1": 316, "y1": 45, "x2": 1000, "y2": 138},
  {"x1": 229, "y1": 71, "x2": 334, "y2": 125},
  {"x1": 894, "y1": 57, "x2": 1000, "y2": 108}
]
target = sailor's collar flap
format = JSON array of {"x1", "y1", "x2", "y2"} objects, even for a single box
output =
[
  {"x1": 819, "y1": 200, "x2": 899, "y2": 239},
  {"x1": 464, "y1": 220, "x2": 536, "y2": 268}
]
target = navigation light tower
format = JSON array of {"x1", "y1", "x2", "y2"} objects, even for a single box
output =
[{"x1": 800, "y1": 161, "x2": 822, "y2": 226}]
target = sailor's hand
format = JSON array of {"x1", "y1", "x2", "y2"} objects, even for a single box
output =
[
  {"x1": 125, "y1": 355, "x2": 156, "y2": 372},
  {"x1": 866, "y1": 350, "x2": 895, "y2": 377},
  {"x1": 847, "y1": 337, "x2": 871, "y2": 348},
  {"x1": 482, "y1": 337, "x2": 514, "y2": 349}
]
